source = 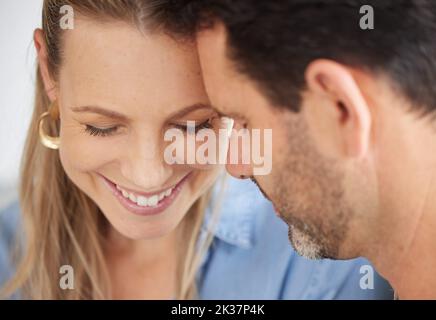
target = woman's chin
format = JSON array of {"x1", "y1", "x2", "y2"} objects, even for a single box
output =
[{"x1": 106, "y1": 214, "x2": 181, "y2": 240}]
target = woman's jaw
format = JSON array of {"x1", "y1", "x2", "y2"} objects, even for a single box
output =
[{"x1": 100, "y1": 172, "x2": 192, "y2": 217}]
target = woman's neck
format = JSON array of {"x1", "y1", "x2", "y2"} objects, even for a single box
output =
[
  {"x1": 105, "y1": 225, "x2": 180, "y2": 299},
  {"x1": 106, "y1": 225, "x2": 180, "y2": 264}
]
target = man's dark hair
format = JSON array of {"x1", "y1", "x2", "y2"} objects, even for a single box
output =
[{"x1": 154, "y1": 0, "x2": 436, "y2": 116}]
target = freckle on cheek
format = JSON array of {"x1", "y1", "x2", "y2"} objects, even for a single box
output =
[{"x1": 59, "y1": 143, "x2": 91, "y2": 174}]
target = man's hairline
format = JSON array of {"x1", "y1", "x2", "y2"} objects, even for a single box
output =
[{"x1": 196, "y1": 17, "x2": 436, "y2": 125}]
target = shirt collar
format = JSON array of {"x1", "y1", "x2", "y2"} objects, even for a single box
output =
[{"x1": 201, "y1": 176, "x2": 264, "y2": 249}]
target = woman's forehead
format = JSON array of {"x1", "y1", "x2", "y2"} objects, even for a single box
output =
[{"x1": 59, "y1": 18, "x2": 209, "y2": 118}]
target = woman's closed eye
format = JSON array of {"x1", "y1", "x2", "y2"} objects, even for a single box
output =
[
  {"x1": 84, "y1": 124, "x2": 119, "y2": 137},
  {"x1": 173, "y1": 119, "x2": 215, "y2": 133},
  {"x1": 83, "y1": 118, "x2": 216, "y2": 138}
]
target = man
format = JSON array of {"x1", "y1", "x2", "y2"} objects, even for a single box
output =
[{"x1": 158, "y1": 0, "x2": 436, "y2": 299}]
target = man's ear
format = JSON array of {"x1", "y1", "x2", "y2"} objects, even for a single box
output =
[
  {"x1": 304, "y1": 59, "x2": 371, "y2": 159},
  {"x1": 34, "y1": 29, "x2": 57, "y2": 102}
]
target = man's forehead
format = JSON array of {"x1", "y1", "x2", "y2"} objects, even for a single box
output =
[
  {"x1": 196, "y1": 23, "x2": 270, "y2": 121},
  {"x1": 196, "y1": 23, "x2": 245, "y2": 79},
  {"x1": 197, "y1": 22, "x2": 227, "y2": 52}
]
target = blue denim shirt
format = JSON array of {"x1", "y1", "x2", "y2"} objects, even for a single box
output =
[{"x1": 0, "y1": 177, "x2": 393, "y2": 299}]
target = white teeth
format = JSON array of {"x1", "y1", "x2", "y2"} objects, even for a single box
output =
[
  {"x1": 116, "y1": 184, "x2": 174, "y2": 207},
  {"x1": 137, "y1": 196, "x2": 148, "y2": 207},
  {"x1": 148, "y1": 195, "x2": 158, "y2": 207}
]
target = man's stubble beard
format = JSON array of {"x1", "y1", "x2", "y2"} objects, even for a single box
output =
[{"x1": 253, "y1": 116, "x2": 353, "y2": 260}]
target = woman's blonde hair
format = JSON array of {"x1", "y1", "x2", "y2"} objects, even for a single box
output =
[{"x1": 2, "y1": 0, "x2": 221, "y2": 300}]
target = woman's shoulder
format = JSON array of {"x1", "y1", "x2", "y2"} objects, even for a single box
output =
[{"x1": 0, "y1": 201, "x2": 20, "y2": 240}]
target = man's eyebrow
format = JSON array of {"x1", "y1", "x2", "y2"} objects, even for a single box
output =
[{"x1": 71, "y1": 106, "x2": 128, "y2": 121}]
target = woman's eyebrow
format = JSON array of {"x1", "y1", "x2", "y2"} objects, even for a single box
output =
[
  {"x1": 72, "y1": 103, "x2": 215, "y2": 122},
  {"x1": 169, "y1": 103, "x2": 214, "y2": 119},
  {"x1": 71, "y1": 105, "x2": 128, "y2": 121}
]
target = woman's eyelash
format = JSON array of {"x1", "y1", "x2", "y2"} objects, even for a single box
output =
[
  {"x1": 84, "y1": 120, "x2": 213, "y2": 137},
  {"x1": 175, "y1": 120, "x2": 213, "y2": 132},
  {"x1": 85, "y1": 125, "x2": 118, "y2": 137}
]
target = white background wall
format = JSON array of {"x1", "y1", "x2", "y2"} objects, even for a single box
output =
[{"x1": 0, "y1": 1, "x2": 43, "y2": 208}]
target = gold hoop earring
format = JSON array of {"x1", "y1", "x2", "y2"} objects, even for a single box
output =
[{"x1": 39, "y1": 101, "x2": 60, "y2": 150}]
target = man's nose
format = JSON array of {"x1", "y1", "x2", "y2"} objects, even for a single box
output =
[
  {"x1": 225, "y1": 162, "x2": 253, "y2": 179},
  {"x1": 225, "y1": 120, "x2": 254, "y2": 179}
]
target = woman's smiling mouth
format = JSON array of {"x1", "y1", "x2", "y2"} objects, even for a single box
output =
[{"x1": 100, "y1": 173, "x2": 191, "y2": 216}]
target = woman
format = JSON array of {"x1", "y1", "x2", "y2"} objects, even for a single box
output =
[{"x1": 0, "y1": 0, "x2": 392, "y2": 299}]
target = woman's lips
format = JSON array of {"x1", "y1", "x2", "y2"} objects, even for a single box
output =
[{"x1": 100, "y1": 173, "x2": 191, "y2": 216}]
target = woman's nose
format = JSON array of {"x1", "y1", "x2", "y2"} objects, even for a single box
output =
[{"x1": 120, "y1": 134, "x2": 172, "y2": 189}]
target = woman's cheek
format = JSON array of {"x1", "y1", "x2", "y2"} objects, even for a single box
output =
[{"x1": 59, "y1": 126, "x2": 115, "y2": 175}]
